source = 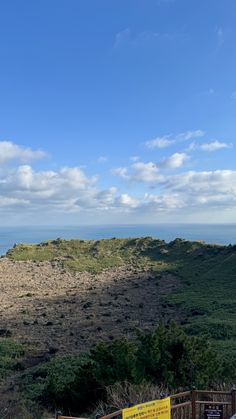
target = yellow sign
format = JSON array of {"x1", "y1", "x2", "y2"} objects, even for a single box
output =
[{"x1": 122, "y1": 397, "x2": 170, "y2": 419}]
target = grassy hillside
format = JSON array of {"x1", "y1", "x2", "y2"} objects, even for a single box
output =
[{"x1": 7, "y1": 236, "x2": 236, "y2": 357}]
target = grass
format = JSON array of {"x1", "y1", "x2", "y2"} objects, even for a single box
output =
[
  {"x1": 7, "y1": 236, "x2": 236, "y2": 357},
  {"x1": 0, "y1": 339, "x2": 25, "y2": 378}
]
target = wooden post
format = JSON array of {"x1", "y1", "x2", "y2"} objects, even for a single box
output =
[
  {"x1": 191, "y1": 389, "x2": 196, "y2": 419},
  {"x1": 232, "y1": 388, "x2": 236, "y2": 416}
]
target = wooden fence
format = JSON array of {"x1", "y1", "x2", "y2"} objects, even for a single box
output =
[
  {"x1": 55, "y1": 388, "x2": 236, "y2": 419},
  {"x1": 171, "y1": 389, "x2": 236, "y2": 419}
]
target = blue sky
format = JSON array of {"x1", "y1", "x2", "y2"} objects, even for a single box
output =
[{"x1": 0, "y1": 0, "x2": 236, "y2": 225}]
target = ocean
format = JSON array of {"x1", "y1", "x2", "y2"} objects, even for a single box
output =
[{"x1": 0, "y1": 224, "x2": 235, "y2": 256}]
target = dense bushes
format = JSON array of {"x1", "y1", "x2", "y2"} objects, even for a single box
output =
[
  {"x1": 22, "y1": 322, "x2": 228, "y2": 415},
  {"x1": 23, "y1": 354, "x2": 98, "y2": 413},
  {"x1": 136, "y1": 322, "x2": 221, "y2": 387}
]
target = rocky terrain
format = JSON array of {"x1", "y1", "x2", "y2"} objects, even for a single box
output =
[{"x1": 0, "y1": 257, "x2": 181, "y2": 357}]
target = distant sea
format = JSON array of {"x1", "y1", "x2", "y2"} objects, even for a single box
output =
[{"x1": 0, "y1": 224, "x2": 235, "y2": 256}]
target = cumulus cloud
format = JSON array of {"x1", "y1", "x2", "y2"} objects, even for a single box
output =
[
  {"x1": 0, "y1": 140, "x2": 235, "y2": 221},
  {"x1": 75, "y1": 187, "x2": 117, "y2": 210},
  {"x1": 2, "y1": 165, "x2": 96, "y2": 196},
  {"x1": 116, "y1": 194, "x2": 139, "y2": 209},
  {"x1": 131, "y1": 170, "x2": 236, "y2": 213},
  {"x1": 1, "y1": 165, "x2": 236, "y2": 218},
  {"x1": 130, "y1": 162, "x2": 161, "y2": 182},
  {"x1": 164, "y1": 170, "x2": 236, "y2": 195},
  {"x1": 0, "y1": 164, "x2": 116, "y2": 212},
  {"x1": 160, "y1": 152, "x2": 189, "y2": 169},
  {"x1": 0, "y1": 141, "x2": 46, "y2": 164},
  {"x1": 142, "y1": 193, "x2": 185, "y2": 210},
  {"x1": 111, "y1": 168, "x2": 236, "y2": 215},
  {"x1": 113, "y1": 162, "x2": 163, "y2": 184},
  {"x1": 114, "y1": 153, "x2": 189, "y2": 184}
]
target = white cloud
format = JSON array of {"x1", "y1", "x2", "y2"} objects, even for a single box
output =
[
  {"x1": 131, "y1": 162, "x2": 161, "y2": 182},
  {"x1": 126, "y1": 170, "x2": 236, "y2": 214},
  {"x1": 176, "y1": 130, "x2": 205, "y2": 141},
  {"x1": 114, "y1": 162, "x2": 162, "y2": 184},
  {"x1": 161, "y1": 152, "x2": 189, "y2": 169},
  {"x1": 143, "y1": 193, "x2": 184, "y2": 210},
  {"x1": 187, "y1": 140, "x2": 232, "y2": 153},
  {"x1": 112, "y1": 168, "x2": 236, "y2": 216},
  {"x1": 0, "y1": 140, "x2": 235, "y2": 222},
  {"x1": 114, "y1": 153, "x2": 189, "y2": 184},
  {"x1": 0, "y1": 141, "x2": 46, "y2": 164},
  {"x1": 112, "y1": 167, "x2": 129, "y2": 180},
  {"x1": 0, "y1": 164, "x2": 115, "y2": 212},
  {"x1": 145, "y1": 136, "x2": 174, "y2": 149},
  {"x1": 75, "y1": 187, "x2": 117, "y2": 210},
  {"x1": 112, "y1": 162, "x2": 160, "y2": 183},
  {"x1": 164, "y1": 170, "x2": 236, "y2": 196},
  {"x1": 200, "y1": 140, "x2": 232, "y2": 152},
  {"x1": 4, "y1": 165, "x2": 96, "y2": 194},
  {"x1": 0, "y1": 165, "x2": 236, "y2": 220},
  {"x1": 113, "y1": 162, "x2": 163, "y2": 183},
  {"x1": 144, "y1": 130, "x2": 205, "y2": 149},
  {"x1": 116, "y1": 194, "x2": 139, "y2": 209}
]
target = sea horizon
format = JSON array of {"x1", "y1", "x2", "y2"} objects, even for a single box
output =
[{"x1": 0, "y1": 223, "x2": 235, "y2": 256}]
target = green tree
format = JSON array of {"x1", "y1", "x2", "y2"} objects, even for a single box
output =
[
  {"x1": 136, "y1": 321, "x2": 221, "y2": 388},
  {"x1": 90, "y1": 339, "x2": 138, "y2": 386}
]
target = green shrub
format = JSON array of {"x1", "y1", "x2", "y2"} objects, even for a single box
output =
[
  {"x1": 90, "y1": 339, "x2": 138, "y2": 386},
  {"x1": 23, "y1": 353, "x2": 98, "y2": 412},
  {"x1": 136, "y1": 321, "x2": 221, "y2": 388},
  {"x1": 21, "y1": 323, "x2": 227, "y2": 414}
]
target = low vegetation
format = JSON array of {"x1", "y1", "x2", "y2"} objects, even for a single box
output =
[
  {"x1": 0, "y1": 339, "x2": 25, "y2": 378},
  {"x1": 21, "y1": 322, "x2": 230, "y2": 416}
]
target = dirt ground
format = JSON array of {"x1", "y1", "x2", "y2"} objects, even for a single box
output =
[{"x1": 0, "y1": 257, "x2": 181, "y2": 356}]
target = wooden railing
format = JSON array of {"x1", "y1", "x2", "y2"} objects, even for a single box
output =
[
  {"x1": 171, "y1": 389, "x2": 236, "y2": 419},
  {"x1": 171, "y1": 390, "x2": 192, "y2": 419},
  {"x1": 54, "y1": 388, "x2": 236, "y2": 419}
]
